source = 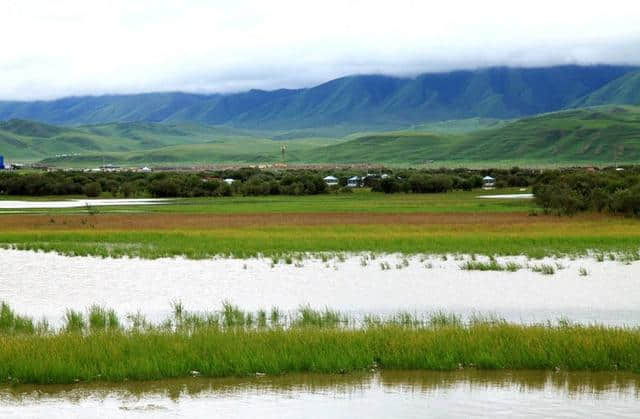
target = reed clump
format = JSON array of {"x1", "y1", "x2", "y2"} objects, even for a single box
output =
[
  {"x1": 460, "y1": 260, "x2": 522, "y2": 272},
  {"x1": 0, "y1": 302, "x2": 639, "y2": 384},
  {"x1": 530, "y1": 264, "x2": 556, "y2": 275}
]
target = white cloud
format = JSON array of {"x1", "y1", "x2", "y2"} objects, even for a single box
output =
[{"x1": 1, "y1": 0, "x2": 639, "y2": 100}]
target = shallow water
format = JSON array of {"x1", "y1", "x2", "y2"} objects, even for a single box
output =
[
  {"x1": 0, "y1": 198, "x2": 171, "y2": 209},
  {"x1": 1, "y1": 370, "x2": 638, "y2": 418},
  {"x1": 477, "y1": 193, "x2": 533, "y2": 199},
  {"x1": 1, "y1": 250, "x2": 639, "y2": 326}
]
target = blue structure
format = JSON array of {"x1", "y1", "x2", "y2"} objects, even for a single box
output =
[{"x1": 0, "y1": 155, "x2": 4, "y2": 170}]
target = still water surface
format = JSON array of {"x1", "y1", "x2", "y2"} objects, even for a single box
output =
[
  {"x1": 1, "y1": 370, "x2": 638, "y2": 418},
  {"x1": 0, "y1": 198, "x2": 171, "y2": 209},
  {"x1": 1, "y1": 250, "x2": 639, "y2": 326}
]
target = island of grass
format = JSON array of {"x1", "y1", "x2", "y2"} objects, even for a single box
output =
[{"x1": 1, "y1": 302, "x2": 639, "y2": 385}]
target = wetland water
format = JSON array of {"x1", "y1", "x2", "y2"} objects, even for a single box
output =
[
  {"x1": 1, "y1": 249, "x2": 639, "y2": 326},
  {"x1": 0, "y1": 198, "x2": 171, "y2": 210},
  {"x1": 1, "y1": 370, "x2": 638, "y2": 418},
  {"x1": 477, "y1": 193, "x2": 533, "y2": 199}
]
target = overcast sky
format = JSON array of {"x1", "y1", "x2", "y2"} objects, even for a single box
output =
[{"x1": 1, "y1": 0, "x2": 639, "y2": 100}]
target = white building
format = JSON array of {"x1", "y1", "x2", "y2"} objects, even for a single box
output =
[
  {"x1": 323, "y1": 175, "x2": 339, "y2": 186},
  {"x1": 482, "y1": 176, "x2": 496, "y2": 188},
  {"x1": 347, "y1": 176, "x2": 361, "y2": 188}
]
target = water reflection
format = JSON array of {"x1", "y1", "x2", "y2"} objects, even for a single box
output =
[{"x1": 1, "y1": 370, "x2": 638, "y2": 419}]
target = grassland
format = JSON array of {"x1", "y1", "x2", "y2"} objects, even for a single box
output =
[
  {"x1": 1, "y1": 190, "x2": 639, "y2": 258},
  {"x1": 307, "y1": 106, "x2": 640, "y2": 165},
  {"x1": 4, "y1": 105, "x2": 640, "y2": 167},
  {"x1": 0, "y1": 188, "x2": 536, "y2": 213},
  {"x1": 0, "y1": 118, "x2": 341, "y2": 165},
  {"x1": 0, "y1": 302, "x2": 639, "y2": 384}
]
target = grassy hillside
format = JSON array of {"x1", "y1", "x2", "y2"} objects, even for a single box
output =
[
  {"x1": 4, "y1": 106, "x2": 640, "y2": 167},
  {"x1": 0, "y1": 120, "x2": 279, "y2": 163},
  {"x1": 300, "y1": 106, "x2": 640, "y2": 165},
  {"x1": 572, "y1": 70, "x2": 640, "y2": 107},
  {"x1": 37, "y1": 136, "x2": 339, "y2": 166},
  {"x1": 0, "y1": 66, "x2": 635, "y2": 128}
]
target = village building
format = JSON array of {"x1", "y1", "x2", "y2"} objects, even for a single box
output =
[
  {"x1": 323, "y1": 175, "x2": 339, "y2": 186},
  {"x1": 482, "y1": 175, "x2": 496, "y2": 188},
  {"x1": 347, "y1": 176, "x2": 361, "y2": 188}
]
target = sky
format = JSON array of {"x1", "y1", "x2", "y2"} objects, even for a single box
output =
[{"x1": 1, "y1": 0, "x2": 639, "y2": 100}]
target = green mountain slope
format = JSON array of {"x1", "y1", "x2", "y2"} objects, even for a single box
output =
[
  {"x1": 38, "y1": 137, "x2": 339, "y2": 166},
  {"x1": 5, "y1": 106, "x2": 640, "y2": 167},
  {"x1": 0, "y1": 66, "x2": 635, "y2": 129},
  {"x1": 300, "y1": 106, "x2": 640, "y2": 164},
  {"x1": 0, "y1": 120, "x2": 265, "y2": 161},
  {"x1": 572, "y1": 71, "x2": 640, "y2": 107}
]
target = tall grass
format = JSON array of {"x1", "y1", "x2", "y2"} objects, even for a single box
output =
[
  {"x1": 460, "y1": 260, "x2": 522, "y2": 272},
  {"x1": 0, "y1": 302, "x2": 639, "y2": 384},
  {"x1": 0, "y1": 302, "x2": 35, "y2": 334},
  {"x1": 530, "y1": 264, "x2": 556, "y2": 275},
  {"x1": 2, "y1": 220, "x2": 640, "y2": 260}
]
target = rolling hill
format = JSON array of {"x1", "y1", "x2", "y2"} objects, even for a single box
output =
[
  {"x1": 21, "y1": 106, "x2": 640, "y2": 167},
  {"x1": 0, "y1": 65, "x2": 636, "y2": 129},
  {"x1": 572, "y1": 70, "x2": 640, "y2": 107},
  {"x1": 0, "y1": 119, "x2": 339, "y2": 165},
  {"x1": 303, "y1": 106, "x2": 640, "y2": 165},
  {"x1": 0, "y1": 120, "x2": 270, "y2": 161}
]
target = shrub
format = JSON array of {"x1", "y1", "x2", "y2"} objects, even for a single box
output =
[
  {"x1": 83, "y1": 182, "x2": 102, "y2": 197},
  {"x1": 610, "y1": 186, "x2": 640, "y2": 216},
  {"x1": 377, "y1": 177, "x2": 400, "y2": 194},
  {"x1": 149, "y1": 179, "x2": 180, "y2": 197}
]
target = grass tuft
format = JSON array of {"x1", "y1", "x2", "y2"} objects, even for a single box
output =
[
  {"x1": 0, "y1": 302, "x2": 639, "y2": 384},
  {"x1": 530, "y1": 264, "x2": 556, "y2": 275},
  {"x1": 460, "y1": 260, "x2": 522, "y2": 272}
]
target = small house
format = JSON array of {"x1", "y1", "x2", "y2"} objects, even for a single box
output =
[
  {"x1": 224, "y1": 178, "x2": 235, "y2": 185},
  {"x1": 347, "y1": 176, "x2": 361, "y2": 188},
  {"x1": 323, "y1": 175, "x2": 338, "y2": 186},
  {"x1": 482, "y1": 176, "x2": 496, "y2": 188}
]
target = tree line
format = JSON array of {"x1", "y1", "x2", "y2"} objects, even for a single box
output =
[
  {"x1": 0, "y1": 167, "x2": 541, "y2": 198},
  {"x1": 533, "y1": 168, "x2": 640, "y2": 216}
]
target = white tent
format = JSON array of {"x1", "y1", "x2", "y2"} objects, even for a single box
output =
[{"x1": 324, "y1": 176, "x2": 338, "y2": 186}]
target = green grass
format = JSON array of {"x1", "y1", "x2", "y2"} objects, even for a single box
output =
[
  {"x1": 573, "y1": 70, "x2": 640, "y2": 107},
  {"x1": 460, "y1": 259, "x2": 522, "y2": 272},
  {"x1": 0, "y1": 303, "x2": 639, "y2": 384},
  {"x1": 3, "y1": 214, "x2": 640, "y2": 259},
  {"x1": 0, "y1": 189, "x2": 536, "y2": 215},
  {"x1": 143, "y1": 189, "x2": 535, "y2": 214},
  {"x1": 0, "y1": 119, "x2": 341, "y2": 165},
  {"x1": 0, "y1": 190, "x2": 638, "y2": 259},
  {"x1": 1, "y1": 229, "x2": 639, "y2": 260},
  {"x1": 302, "y1": 106, "x2": 640, "y2": 165},
  {"x1": 39, "y1": 136, "x2": 341, "y2": 167},
  {"x1": 530, "y1": 264, "x2": 557, "y2": 275},
  {"x1": 4, "y1": 105, "x2": 640, "y2": 167}
]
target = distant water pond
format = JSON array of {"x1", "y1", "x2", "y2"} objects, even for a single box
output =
[
  {"x1": 0, "y1": 198, "x2": 172, "y2": 209},
  {"x1": 1, "y1": 370, "x2": 638, "y2": 418},
  {"x1": 1, "y1": 250, "x2": 639, "y2": 326},
  {"x1": 478, "y1": 193, "x2": 533, "y2": 199}
]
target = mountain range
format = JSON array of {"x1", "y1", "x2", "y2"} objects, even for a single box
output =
[
  {"x1": 1, "y1": 105, "x2": 638, "y2": 166},
  {"x1": 1, "y1": 65, "x2": 639, "y2": 129},
  {"x1": 2, "y1": 65, "x2": 640, "y2": 166}
]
